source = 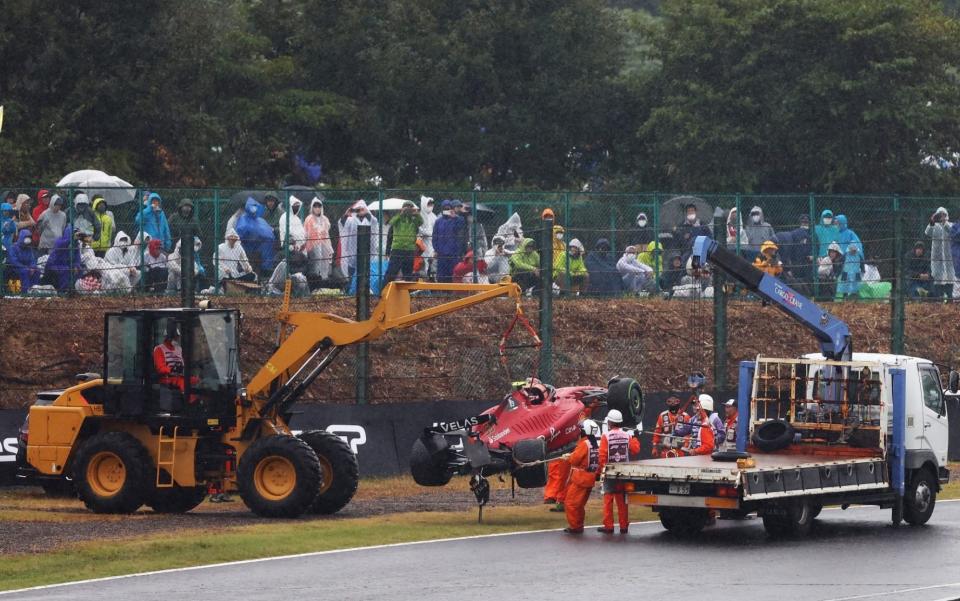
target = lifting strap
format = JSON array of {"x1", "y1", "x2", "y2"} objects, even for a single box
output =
[{"x1": 497, "y1": 302, "x2": 542, "y2": 381}]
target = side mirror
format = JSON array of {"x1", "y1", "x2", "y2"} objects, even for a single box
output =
[{"x1": 949, "y1": 370, "x2": 959, "y2": 394}]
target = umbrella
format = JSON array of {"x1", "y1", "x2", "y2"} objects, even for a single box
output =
[
  {"x1": 56, "y1": 169, "x2": 136, "y2": 206},
  {"x1": 472, "y1": 202, "x2": 496, "y2": 213},
  {"x1": 367, "y1": 197, "x2": 411, "y2": 212},
  {"x1": 658, "y1": 195, "x2": 714, "y2": 228}
]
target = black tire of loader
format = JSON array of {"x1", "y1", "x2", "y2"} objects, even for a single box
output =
[
  {"x1": 410, "y1": 437, "x2": 453, "y2": 487},
  {"x1": 73, "y1": 431, "x2": 153, "y2": 514},
  {"x1": 513, "y1": 438, "x2": 547, "y2": 488},
  {"x1": 238, "y1": 435, "x2": 322, "y2": 518},
  {"x1": 607, "y1": 378, "x2": 643, "y2": 428},
  {"x1": 298, "y1": 430, "x2": 360, "y2": 514}
]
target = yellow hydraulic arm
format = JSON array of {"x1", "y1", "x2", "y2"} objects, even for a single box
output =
[{"x1": 245, "y1": 281, "x2": 523, "y2": 411}]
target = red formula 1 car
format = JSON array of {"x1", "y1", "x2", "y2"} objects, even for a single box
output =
[{"x1": 410, "y1": 377, "x2": 643, "y2": 503}]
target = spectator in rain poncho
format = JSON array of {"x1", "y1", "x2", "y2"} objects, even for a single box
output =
[
  {"x1": 80, "y1": 238, "x2": 130, "y2": 291},
  {"x1": 303, "y1": 197, "x2": 333, "y2": 279},
  {"x1": 36, "y1": 195, "x2": 67, "y2": 253},
  {"x1": 838, "y1": 242, "x2": 862, "y2": 299},
  {"x1": 432, "y1": 199, "x2": 466, "y2": 282},
  {"x1": 925, "y1": 207, "x2": 955, "y2": 300},
  {"x1": 267, "y1": 250, "x2": 310, "y2": 296},
  {"x1": 585, "y1": 238, "x2": 621, "y2": 296},
  {"x1": 484, "y1": 235, "x2": 512, "y2": 283},
  {"x1": 453, "y1": 249, "x2": 489, "y2": 284},
  {"x1": 555, "y1": 238, "x2": 588, "y2": 294},
  {"x1": 951, "y1": 219, "x2": 960, "y2": 279},
  {"x1": 8, "y1": 230, "x2": 40, "y2": 292},
  {"x1": 143, "y1": 238, "x2": 169, "y2": 292},
  {"x1": 167, "y1": 198, "x2": 197, "y2": 247},
  {"x1": 418, "y1": 196, "x2": 437, "y2": 278},
  {"x1": 815, "y1": 209, "x2": 840, "y2": 258},
  {"x1": 672, "y1": 256, "x2": 713, "y2": 299},
  {"x1": 816, "y1": 241, "x2": 845, "y2": 300},
  {"x1": 14, "y1": 194, "x2": 35, "y2": 239},
  {"x1": 167, "y1": 237, "x2": 206, "y2": 292},
  {"x1": 235, "y1": 197, "x2": 276, "y2": 275},
  {"x1": 262, "y1": 194, "x2": 283, "y2": 241},
  {"x1": 42, "y1": 225, "x2": 82, "y2": 291},
  {"x1": 71, "y1": 194, "x2": 102, "y2": 241},
  {"x1": 1, "y1": 202, "x2": 16, "y2": 252},
  {"x1": 835, "y1": 215, "x2": 864, "y2": 274},
  {"x1": 632, "y1": 212, "x2": 655, "y2": 247},
  {"x1": 135, "y1": 192, "x2": 172, "y2": 251},
  {"x1": 463, "y1": 203, "x2": 488, "y2": 257},
  {"x1": 743, "y1": 206, "x2": 776, "y2": 258},
  {"x1": 32, "y1": 189, "x2": 51, "y2": 224},
  {"x1": 617, "y1": 245, "x2": 654, "y2": 294},
  {"x1": 509, "y1": 238, "x2": 540, "y2": 293},
  {"x1": 103, "y1": 231, "x2": 142, "y2": 289},
  {"x1": 495, "y1": 212, "x2": 524, "y2": 252},
  {"x1": 725, "y1": 207, "x2": 748, "y2": 248},
  {"x1": 217, "y1": 228, "x2": 256, "y2": 283},
  {"x1": 384, "y1": 200, "x2": 423, "y2": 283},
  {"x1": 90, "y1": 196, "x2": 115, "y2": 254},
  {"x1": 659, "y1": 251, "x2": 685, "y2": 293},
  {"x1": 279, "y1": 195, "x2": 307, "y2": 252},
  {"x1": 637, "y1": 241, "x2": 662, "y2": 273},
  {"x1": 338, "y1": 199, "x2": 380, "y2": 277}
]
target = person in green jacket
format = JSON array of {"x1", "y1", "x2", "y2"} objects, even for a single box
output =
[
  {"x1": 90, "y1": 196, "x2": 115, "y2": 255},
  {"x1": 510, "y1": 238, "x2": 540, "y2": 294},
  {"x1": 554, "y1": 238, "x2": 588, "y2": 294},
  {"x1": 384, "y1": 200, "x2": 423, "y2": 283}
]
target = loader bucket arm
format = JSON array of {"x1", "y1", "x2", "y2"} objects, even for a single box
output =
[{"x1": 245, "y1": 281, "x2": 522, "y2": 405}]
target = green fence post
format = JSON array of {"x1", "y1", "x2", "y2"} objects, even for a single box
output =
[
  {"x1": 712, "y1": 207, "x2": 727, "y2": 390},
  {"x1": 563, "y1": 193, "x2": 571, "y2": 293},
  {"x1": 356, "y1": 224, "x2": 371, "y2": 404},
  {"x1": 891, "y1": 195, "x2": 905, "y2": 354},
  {"x1": 471, "y1": 190, "x2": 479, "y2": 282},
  {"x1": 213, "y1": 189, "x2": 220, "y2": 294},
  {"x1": 809, "y1": 192, "x2": 818, "y2": 299},
  {"x1": 653, "y1": 192, "x2": 660, "y2": 292},
  {"x1": 539, "y1": 212, "x2": 554, "y2": 383}
]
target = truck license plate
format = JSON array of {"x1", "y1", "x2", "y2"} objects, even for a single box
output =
[{"x1": 668, "y1": 483, "x2": 691, "y2": 495}]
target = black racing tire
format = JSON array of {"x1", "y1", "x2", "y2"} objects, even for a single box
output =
[
  {"x1": 659, "y1": 508, "x2": 709, "y2": 537},
  {"x1": 711, "y1": 450, "x2": 750, "y2": 462},
  {"x1": 149, "y1": 483, "x2": 207, "y2": 513},
  {"x1": 410, "y1": 436, "x2": 453, "y2": 487},
  {"x1": 73, "y1": 431, "x2": 152, "y2": 514},
  {"x1": 903, "y1": 468, "x2": 937, "y2": 526},
  {"x1": 512, "y1": 438, "x2": 548, "y2": 488},
  {"x1": 607, "y1": 378, "x2": 643, "y2": 428},
  {"x1": 298, "y1": 430, "x2": 360, "y2": 515},
  {"x1": 762, "y1": 499, "x2": 813, "y2": 537},
  {"x1": 238, "y1": 435, "x2": 322, "y2": 518},
  {"x1": 41, "y1": 478, "x2": 77, "y2": 498},
  {"x1": 751, "y1": 420, "x2": 795, "y2": 452}
]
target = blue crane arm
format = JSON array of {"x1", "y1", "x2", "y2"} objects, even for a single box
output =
[{"x1": 692, "y1": 236, "x2": 851, "y2": 361}]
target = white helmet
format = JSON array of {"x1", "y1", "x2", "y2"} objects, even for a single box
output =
[
  {"x1": 605, "y1": 409, "x2": 623, "y2": 424},
  {"x1": 698, "y1": 394, "x2": 714, "y2": 412},
  {"x1": 580, "y1": 419, "x2": 600, "y2": 437}
]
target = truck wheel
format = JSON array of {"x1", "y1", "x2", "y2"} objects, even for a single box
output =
[
  {"x1": 607, "y1": 378, "x2": 643, "y2": 428},
  {"x1": 149, "y1": 484, "x2": 207, "y2": 513},
  {"x1": 809, "y1": 503, "x2": 823, "y2": 520},
  {"x1": 903, "y1": 469, "x2": 936, "y2": 526},
  {"x1": 298, "y1": 430, "x2": 359, "y2": 515},
  {"x1": 659, "y1": 508, "x2": 709, "y2": 537},
  {"x1": 73, "y1": 432, "x2": 152, "y2": 514},
  {"x1": 512, "y1": 438, "x2": 547, "y2": 488},
  {"x1": 762, "y1": 499, "x2": 813, "y2": 537},
  {"x1": 41, "y1": 479, "x2": 77, "y2": 498},
  {"x1": 410, "y1": 437, "x2": 453, "y2": 486},
  {"x1": 238, "y1": 435, "x2": 321, "y2": 518},
  {"x1": 751, "y1": 420, "x2": 795, "y2": 452}
]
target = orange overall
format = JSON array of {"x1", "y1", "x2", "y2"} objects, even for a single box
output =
[
  {"x1": 652, "y1": 410, "x2": 688, "y2": 458},
  {"x1": 679, "y1": 420, "x2": 715, "y2": 456},
  {"x1": 544, "y1": 460, "x2": 571, "y2": 504},
  {"x1": 153, "y1": 341, "x2": 186, "y2": 392},
  {"x1": 600, "y1": 428, "x2": 641, "y2": 531},
  {"x1": 563, "y1": 437, "x2": 600, "y2": 532}
]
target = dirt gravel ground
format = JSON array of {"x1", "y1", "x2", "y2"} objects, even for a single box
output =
[{"x1": 0, "y1": 483, "x2": 544, "y2": 555}]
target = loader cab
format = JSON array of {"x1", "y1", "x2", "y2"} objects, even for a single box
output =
[{"x1": 102, "y1": 308, "x2": 241, "y2": 428}]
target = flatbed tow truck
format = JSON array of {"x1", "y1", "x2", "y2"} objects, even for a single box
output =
[{"x1": 603, "y1": 236, "x2": 954, "y2": 537}]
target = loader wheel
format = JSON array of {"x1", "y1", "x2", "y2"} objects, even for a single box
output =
[
  {"x1": 410, "y1": 437, "x2": 453, "y2": 487},
  {"x1": 73, "y1": 432, "x2": 152, "y2": 514},
  {"x1": 149, "y1": 483, "x2": 207, "y2": 513},
  {"x1": 238, "y1": 435, "x2": 321, "y2": 518},
  {"x1": 607, "y1": 378, "x2": 643, "y2": 428},
  {"x1": 298, "y1": 430, "x2": 360, "y2": 515}
]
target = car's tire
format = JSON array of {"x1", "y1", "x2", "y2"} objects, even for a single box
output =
[
  {"x1": 762, "y1": 499, "x2": 813, "y2": 537},
  {"x1": 903, "y1": 468, "x2": 936, "y2": 526},
  {"x1": 41, "y1": 478, "x2": 76, "y2": 498},
  {"x1": 607, "y1": 378, "x2": 643, "y2": 428},
  {"x1": 659, "y1": 508, "x2": 709, "y2": 537},
  {"x1": 410, "y1": 437, "x2": 453, "y2": 487},
  {"x1": 298, "y1": 430, "x2": 359, "y2": 515},
  {"x1": 751, "y1": 420, "x2": 795, "y2": 452},
  {"x1": 73, "y1": 431, "x2": 152, "y2": 514},
  {"x1": 149, "y1": 483, "x2": 207, "y2": 513},
  {"x1": 238, "y1": 435, "x2": 321, "y2": 518},
  {"x1": 512, "y1": 438, "x2": 547, "y2": 488}
]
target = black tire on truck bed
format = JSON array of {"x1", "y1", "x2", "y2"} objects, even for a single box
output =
[{"x1": 751, "y1": 419, "x2": 795, "y2": 452}]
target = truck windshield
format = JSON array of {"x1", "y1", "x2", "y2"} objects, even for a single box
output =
[{"x1": 190, "y1": 313, "x2": 240, "y2": 389}]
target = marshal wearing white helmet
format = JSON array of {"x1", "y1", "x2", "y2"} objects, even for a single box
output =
[
  {"x1": 598, "y1": 409, "x2": 641, "y2": 534},
  {"x1": 695, "y1": 393, "x2": 726, "y2": 448},
  {"x1": 560, "y1": 418, "x2": 602, "y2": 534}
]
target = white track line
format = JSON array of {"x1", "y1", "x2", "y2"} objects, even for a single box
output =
[
  {"x1": 0, "y1": 519, "x2": 660, "y2": 597},
  {"x1": 820, "y1": 581, "x2": 960, "y2": 601}
]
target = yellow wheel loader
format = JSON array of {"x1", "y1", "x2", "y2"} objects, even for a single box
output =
[{"x1": 18, "y1": 281, "x2": 524, "y2": 517}]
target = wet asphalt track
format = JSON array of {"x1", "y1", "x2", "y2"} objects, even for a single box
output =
[{"x1": 6, "y1": 500, "x2": 960, "y2": 601}]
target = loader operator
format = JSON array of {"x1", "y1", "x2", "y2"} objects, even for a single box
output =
[
  {"x1": 597, "y1": 409, "x2": 640, "y2": 534},
  {"x1": 560, "y1": 419, "x2": 601, "y2": 534},
  {"x1": 154, "y1": 321, "x2": 187, "y2": 393},
  {"x1": 652, "y1": 396, "x2": 688, "y2": 458}
]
